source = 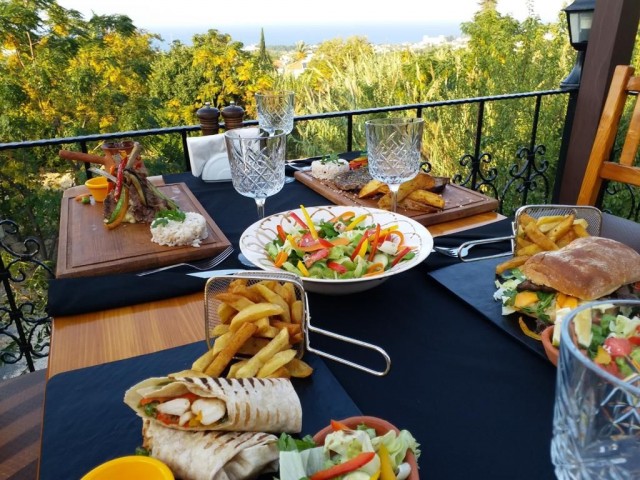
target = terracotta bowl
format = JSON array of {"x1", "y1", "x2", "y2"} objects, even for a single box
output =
[
  {"x1": 541, "y1": 326, "x2": 559, "y2": 367},
  {"x1": 313, "y1": 416, "x2": 420, "y2": 480},
  {"x1": 85, "y1": 177, "x2": 109, "y2": 202}
]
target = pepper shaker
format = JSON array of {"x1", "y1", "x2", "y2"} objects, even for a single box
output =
[
  {"x1": 221, "y1": 102, "x2": 245, "y2": 130},
  {"x1": 196, "y1": 102, "x2": 220, "y2": 136}
]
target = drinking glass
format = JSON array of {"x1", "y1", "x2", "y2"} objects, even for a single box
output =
[
  {"x1": 551, "y1": 299, "x2": 640, "y2": 479},
  {"x1": 365, "y1": 117, "x2": 424, "y2": 212},
  {"x1": 255, "y1": 91, "x2": 295, "y2": 135},
  {"x1": 224, "y1": 127, "x2": 287, "y2": 219}
]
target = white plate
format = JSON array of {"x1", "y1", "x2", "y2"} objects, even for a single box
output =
[{"x1": 239, "y1": 205, "x2": 433, "y2": 294}]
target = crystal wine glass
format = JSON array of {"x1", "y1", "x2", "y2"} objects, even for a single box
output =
[
  {"x1": 365, "y1": 117, "x2": 425, "y2": 212},
  {"x1": 224, "y1": 127, "x2": 287, "y2": 219},
  {"x1": 255, "y1": 91, "x2": 295, "y2": 183},
  {"x1": 255, "y1": 91, "x2": 295, "y2": 135}
]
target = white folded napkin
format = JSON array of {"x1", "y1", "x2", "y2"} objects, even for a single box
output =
[{"x1": 187, "y1": 134, "x2": 231, "y2": 181}]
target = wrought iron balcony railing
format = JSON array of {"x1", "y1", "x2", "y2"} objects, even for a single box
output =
[{"x1": 0, "y1": 88, "x2": 575, "y2": 373}]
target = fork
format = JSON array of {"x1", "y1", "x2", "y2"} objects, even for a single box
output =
[
  {"x1": 433, "y1": 245, "x2": 472, "y2": 258},
  {"x1": 137, "y1": 245, "x2": 234, "y2": 276}
]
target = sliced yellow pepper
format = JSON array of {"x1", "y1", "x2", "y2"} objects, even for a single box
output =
[
  {"x1": 357, "y1": 238, "x2": 369, "y2": 258},
  {"x1": 518, "y1": 317, "x2": 542, "y2": 341},
  {"x1": 297, "y1": 260, "x2": 310, "y2": 277},
  {"x1": 594, "y1": 345, "x2": 612, "y2": 365},
  {"x1": 378, "y1": 444, "x2": 396, "y2": 480},
  {"x1": 299, "y1": 205, "x2": 318, "y2": 239},
  {"x1": 346, "y1": 214, "x2": 368, "y2": 231}
]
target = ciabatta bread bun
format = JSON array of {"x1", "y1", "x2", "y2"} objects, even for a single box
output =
[{"x1": 521, "y1": 237, "x2": 640, "y2": 300}]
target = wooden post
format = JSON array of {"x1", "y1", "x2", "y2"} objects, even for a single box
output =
[{"x1": 557, "y1": 0, "x2": 640, "y2": 204}]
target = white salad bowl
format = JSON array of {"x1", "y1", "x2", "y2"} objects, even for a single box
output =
[{"x1": 239, "y1": 205, "x2": 433, "y2": 295}]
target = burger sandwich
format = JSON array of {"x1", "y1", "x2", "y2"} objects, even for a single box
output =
[{"x1": 495, "y1": 236, "x2": 640, "y2": 330}]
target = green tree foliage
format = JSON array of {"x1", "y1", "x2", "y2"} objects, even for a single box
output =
[{"x1": 0, "y1": 0, "x2": 158, "y2": 258}]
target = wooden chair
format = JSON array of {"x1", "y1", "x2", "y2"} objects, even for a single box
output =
[{"x1": 577, "y1": 65, "x2": 640, "y2": 206}]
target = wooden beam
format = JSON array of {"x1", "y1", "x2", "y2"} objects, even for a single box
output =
[{"x1": 558, "y1": 0, "x2": 640, "y2": 204}]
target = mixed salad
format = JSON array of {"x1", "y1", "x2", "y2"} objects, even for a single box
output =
[
  {"x1": 581, "y1": 306, "x2": 640, "y2": 381},
  {"x1": 265, "y1": 206, "x2": 416, "y2": 280},
  {"x1": 278, "y1": 420, "x2": 419, "y2": 480}
]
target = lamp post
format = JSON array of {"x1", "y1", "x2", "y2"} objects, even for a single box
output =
[{"x1": 560, "y1": 0, "x2": 596, "y2": 89}]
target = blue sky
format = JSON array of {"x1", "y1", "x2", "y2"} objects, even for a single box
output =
[{"x1": 56, "y1": 0, "x2": 568, "y2": 29}]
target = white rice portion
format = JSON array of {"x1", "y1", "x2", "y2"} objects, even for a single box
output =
[
  {"x1": 150, "y1": 211, "x2": 208, "y2": 247},
  {"x1": 311, "y1": 158, "x2": 350, "y2": 180}
]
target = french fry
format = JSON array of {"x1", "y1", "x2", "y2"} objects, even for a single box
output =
[
  {"x1": 399, "y1": 198, "x2": 438, "y2": 213},
  {"x1": 290, "y1": 300, "x2": 303, "y2": 324},
  {"x1": 191, "y1": 348, "x2": 216, "y2": 372},
  {"x1": 265, "y1": 366, "x2": 291, "y2": 378},
  {"x1": 227, "y1": 359, "x2": 248, "y2": 378},
  {"x1": 228, "y1": 284, "x2": 263, "y2": 303},
  {"x1": 253, "y1": 317, "x2": 271, "y2": 335},
  {"x1": 214, "y1": 293, "x2": 255, "y2": 311},
  {"x1": 217, "y1": 302, "x2": 236, "y2": 324},
  {"x1": 254, "y1": 284, "x2": 291, "y2": 323},
  {"x1": 405, "y1": 189, "x2": 445, "y2": 209},
  {"x1": 516, "y1": 243, "x2": 543, "y2": 257},
  {"x1": 285, "y1": 358, "x2": 314, "y2": 378},
  {"x1": 229, "y1": 302, "x2": 284, "y2": 331},
  {"x1": 211, "y1": 324, "x2": 230, "y2": 336},
  {"x1": 524, "y1": 221, "x2": 559, "y2": 251},
  {"x1": 516, "y1": 236, "x2": 533, "y2": 250},
  {"x1": 546, "y1": 214, "x2": 575, "y2": 242},
  {"x1": 358, "y1": 179, "x2": 388, "y2": 199},
  {"x1": 237, "y1": 337, "x2": 270, "y2": 356},
  {"x1": 257, "y1": 325, "x2": 282, "y2": 338},
  {"x1": 271, "y1": 320, "x2": 302, "y2": 338},
  {"x1": 535, "y1": 215, "x2": 566, "y2": 226},
  {"x1": 257, "y1": 349, "x2": 297, "y2": 378},
  {"x1": 556, "y1": 229, "x2": 577, "y2": 248},
  {"x1": 495, "y1": 255, "x2": 530, "y2": 275},
  {"x1": 518, "y1": 213, "x2": 536, "y2": 227},
  {"x1": 235, "y1": 328, "x2": 290, "y2": 378},
  {"x1": 205, "y1": 322, "x2": 258, "y2": 377},
  {"x1": 273, "y1": 282, "x2": 294, "y2": 306},
  {"x1": 212, "y1": 331, "x2": 233, "y2": 356},
  {"x1": 572, "y1": 223, "x2": 590, "y2": 238},
  {"x1": 536, "y1": 220, "x2": 561, "y2": 233}
]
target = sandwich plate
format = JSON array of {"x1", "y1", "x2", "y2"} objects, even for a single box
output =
[{"x1": 239, "y1": 205, "x2": 433, "y2": 295}]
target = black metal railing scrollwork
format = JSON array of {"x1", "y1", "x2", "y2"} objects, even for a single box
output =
[
  {"x1": 0, "y1": 219, "x2": 54, "y2": 373},
  {"x1": 499, "y1": 144, "x2": 550, "y2": 213},
  {"x1": 454, "y1": 152, "x2": 499, "y2": 199}
]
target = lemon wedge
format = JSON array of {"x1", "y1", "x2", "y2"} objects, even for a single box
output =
[
  {"x1": 574, "y1": 308, "x2": 593, "y2": 348},
  {"x1": 553, "y1": 307, "x2": 570, "y2": 347}
]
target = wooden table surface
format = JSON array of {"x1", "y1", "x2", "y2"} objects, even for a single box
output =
[{"x1": 47, "y1": 210, "x2": 504, "y2": 377}]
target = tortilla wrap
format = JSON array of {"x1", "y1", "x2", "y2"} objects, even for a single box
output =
[
  {"x1": 124, "y1": 373, "x2": 302, "y2": 432},
  {"x1": 142, "y1": 419, "x2": 279, "y2": 480}
]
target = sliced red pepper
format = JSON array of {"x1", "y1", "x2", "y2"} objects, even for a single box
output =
[
  {"x1": 368, "y1": 224, "x2": 381, "y2": 261},
  {"x1": 155, "y1": 412, "x2": 178, "y2": 425},
  {"x1": 327, "y1": 261, "x2": 347, "y2": 274},
  {"x1": 276, "y1": 224, "x2": 287, "y2": 243},
  {"x1": 310, "y1": 452, "x2": 376, "y2": 480},
  {"x1": 350, "y1": 232, "x2": 370, "y2": 261},
  {"x1": 318, "y1": 237, "x2": 334, "y2": 248},
  {"x1": 330, "y1": 419, "x2": 350, "y2": 431},
  {"x1": 113, "y1": 160, "x2": 126, "y2": 201},
  {"x1": 289, "y1": 211, "x2": 308, "y2": 229},
  {"x1": 629, "y1": 336, "x2": 640, "y2": 346},
  {"x1": 391, "y1": 246, "x2": 412, "y2": 267},
  {"x1": 304, "y1": 248, "x2": 329, "y2": 268}
]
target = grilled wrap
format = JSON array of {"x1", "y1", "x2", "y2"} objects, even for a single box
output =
[
  {"x1": 124, "y1": 372, "x2": 302, "y2": 433},
  {"x1": 142, "y1": 419, "x2": 279, "y2": 480}
]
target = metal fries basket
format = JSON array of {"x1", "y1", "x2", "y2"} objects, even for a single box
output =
[
  {"x1": 204, "y1": 271, "x2": 391, "y2": 376},
  {"x1": 458, "y1": 204, "x2": 603, "y2": 262}
]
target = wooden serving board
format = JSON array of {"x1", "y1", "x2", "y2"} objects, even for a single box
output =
[
  {"x1": 294, "y1": 171, "x2": 499, "y2": 226},
  {"x1": 56, "y1": 182, "x2": 231, "y2": 278}
]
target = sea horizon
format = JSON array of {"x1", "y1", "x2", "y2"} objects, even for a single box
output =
[{"x1": 149, "y1": 22, "x2": 463, "y2": 49}]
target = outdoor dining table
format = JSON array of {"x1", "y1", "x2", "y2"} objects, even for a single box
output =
[{"x1": 39, "y1": 171, "x2": 573, "y2": 480}]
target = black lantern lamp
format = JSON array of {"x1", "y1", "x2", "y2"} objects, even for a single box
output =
[{"x1": 561, "y1": 0, "x2": 596, "y2": 89}]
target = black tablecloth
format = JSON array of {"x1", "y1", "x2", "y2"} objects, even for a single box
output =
[{"x1": 45, "y1": 173, "x2": 557, "y2": 479}]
